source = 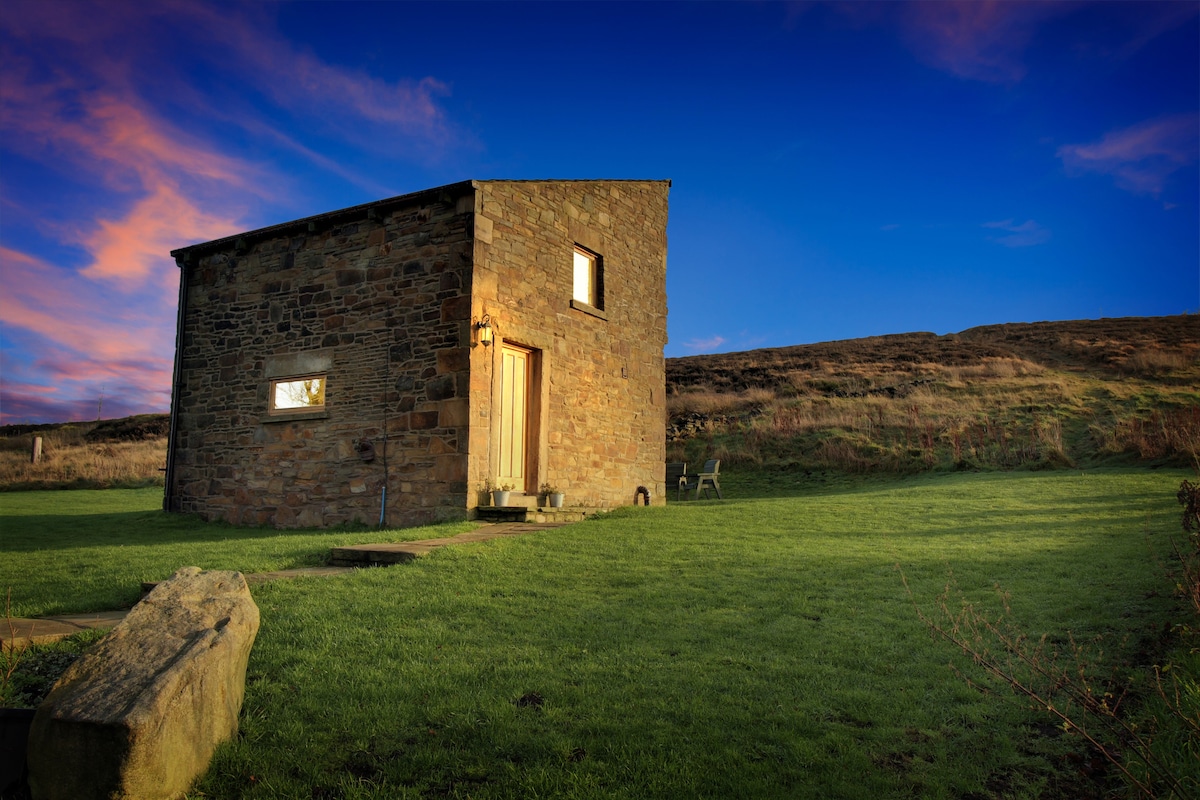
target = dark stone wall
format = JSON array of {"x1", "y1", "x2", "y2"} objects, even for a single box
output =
[
  {"x1": 168, "y1": 179, "x2": 670, "y2": 527},
  {"x1": 169, "y1": 188, "x2": 475, "y2": 528}
]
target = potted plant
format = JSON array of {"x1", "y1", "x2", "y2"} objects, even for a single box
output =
[
  {"x1": 540, "y1": 483, "x2": 565, "y2": 509},
  {"x1": 491, "y1": 483, "x2": 514, "y2": 507}
]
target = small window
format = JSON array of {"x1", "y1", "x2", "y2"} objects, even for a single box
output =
[
  {"x1": 572, "y1": 245, "x2": 602, "y2": 310},
  {"x1": 270, "y1": 375, "x2": 326, "y2": 414}
]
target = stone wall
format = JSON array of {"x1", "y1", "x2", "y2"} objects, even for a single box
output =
[
  {"x1": 468, "y1": 180, "x2": 670, "y2": 508},
  {"x1": 168, "y1": 184, "x2": 476, "y2": 528},
  {"x1": 168, "y1": 179, "x2": 669, "y2": 528}
]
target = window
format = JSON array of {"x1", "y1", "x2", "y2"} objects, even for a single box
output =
[
  {"x1": 572, "y1": 245, "x2": 602, "y2": 310},
  {"x1": 269, "y1": 375, "x2": 326, "y2": 414}
]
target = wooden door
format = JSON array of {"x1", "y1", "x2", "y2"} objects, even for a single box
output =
[{"x1": 498, "y1": 345, "x2": 530, "y2": 490}]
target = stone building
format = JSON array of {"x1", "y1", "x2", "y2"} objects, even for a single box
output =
[{"x1": 165, "y1": 180, "x2": 670, "y2": 528}]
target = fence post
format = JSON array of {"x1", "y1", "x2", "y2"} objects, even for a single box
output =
[{"x1": 31, "y1": 435, "x2": 42, "y2": 464}]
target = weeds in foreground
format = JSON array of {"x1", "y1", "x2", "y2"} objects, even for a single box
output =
[
  {"x1": 902, "y1": 573, "x2": 1187, "y2": 798},
  {"x1": 2, "y1": 588, "x2": 30, "y2": 706},
  {"x1": 901, "y1": 479, "x2": 1200, "y2": 799},
  {"x1": 0, "y1": 627, "x2": 106, "y2": 708},
  {"x1": 1169, "y1": 476, "x2": 1200, "y2": 651}
]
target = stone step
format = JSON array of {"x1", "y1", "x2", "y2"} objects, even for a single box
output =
[
  {"x1": 329, "y1": 521, "x2": 572, "y2": 567},
  {"x1": 475, "y1": 506, "x2": 591, "y2": 524},
  {"x1": 480, "y1": 492, "x2": 539, "y2": 509}
]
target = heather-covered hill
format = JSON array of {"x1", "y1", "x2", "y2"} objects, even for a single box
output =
[{"x1": 667, "y1": 315, "x2": 1199, "y2": 472}]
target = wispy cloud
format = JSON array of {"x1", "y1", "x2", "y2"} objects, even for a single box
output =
[
  {"x1": 982, "y1": 219, "x2": 1051, "y2": 248},
  {"x1": 0, "y1": 0, "x2": 459, "y2": 421},
  {"x1": 897, "y1": 1, "x2": 1064, "y2": 84},
  {"x1": 1057, "y1": 114, "x2": 1199, "y2": 198},
  {"x1": 171, "y1": 0, "x2": 454, "y2": 157},
  {"x1": 683, "y1": 335, "x2": 727, "y2": 354},
  {"x1": 0, "y1": 247, "x2": 175, "y2": 423}
]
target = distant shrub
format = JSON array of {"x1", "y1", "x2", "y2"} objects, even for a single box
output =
[
  {"x1": 1126, "y1": 348, "x2": 1192, "y2": 376},
  {"x1": 949, "y1": 357, "x2": 1045, "y2": 381},
  {"x1": 1102, "y1": 408, "x2": 1200, "y2": 461},
  {"x1": 85, "y1": 414, "x2": 170, "y2": 442},
  {"x1": 668, "y1": 387, "x2": 775, "y2": 417}
]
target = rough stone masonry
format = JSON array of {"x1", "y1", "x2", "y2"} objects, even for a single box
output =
[{"x1": 167, "y1": 180, "x2": 670, "y2": 528}]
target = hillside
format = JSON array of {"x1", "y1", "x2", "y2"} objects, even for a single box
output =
[
  {"x1": 667, "y1": 315, "x2": 1200, "y2": 472},
  {"x1": 1, "y1": 316, "x2": 1196, "y2": 488},
  {"x1": 0, "y1": 414, "x2": 169, "y2": 490}
]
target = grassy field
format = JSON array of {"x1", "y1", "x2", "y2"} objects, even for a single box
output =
[
  {"x1": 0, "y1": 488, "x2": 478, "y2": 617},
  {"x1": 3, "y1": 468, "x2": 1194, "y2": 798}
]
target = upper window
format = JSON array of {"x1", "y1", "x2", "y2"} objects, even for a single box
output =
[
  {"x1": 270, "y1": 375, "x2": 326, "y2": 414},
  {"x1": 572, "y1": 246, "x2": 602, "y2": 310}
]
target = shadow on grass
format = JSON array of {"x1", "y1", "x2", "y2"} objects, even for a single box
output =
[
  {"x1": 0, "y1": 509, "x2": 370, "y2": 554},
  {"x1": 696, "y1": 465, "x2": 1174, "y2": 503}
]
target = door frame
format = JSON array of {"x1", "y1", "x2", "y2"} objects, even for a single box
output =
[{"x1": 489, "y1": 339, "x2": 544, "y2": 495}]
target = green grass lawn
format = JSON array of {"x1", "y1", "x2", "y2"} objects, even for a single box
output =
[
  {"x1": 0, "y1": 488, "x2": 479, "y2": 617},
  {"x1": 1, "y1": 470, "x2": 1193, "y2": 798}
]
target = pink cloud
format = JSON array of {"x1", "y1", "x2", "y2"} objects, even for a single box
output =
[
  {"x1": 0, "y1": 0, "x2": 459, "y2": 421},
  {"x1": 1, "y1": 59, "x2": 256, "y2": 287},
  {"x1": 1, "y1": 248, "x2": 168, "y2": 363},
  {"x1": 82, "y1": 184, "x2": 240, "y2": 284},
  {"x1": 0, "y1": 246, "x2": 176, "y2": 422},
  {"x1": 1058, "y1": 114, "x2": 1199, "y2": 197},
  {"x1": 898, "y1": 1, "x2": 1064, "y2": 84},
  {"x1": 85, "y1": 96, "x2": 254, "y2": 188}
]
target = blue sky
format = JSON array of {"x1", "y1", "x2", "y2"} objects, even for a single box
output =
[{"x1": 1, "y1": 1, "x2": 1197, "y2": 423}]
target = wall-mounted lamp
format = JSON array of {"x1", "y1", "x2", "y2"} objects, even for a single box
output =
[{"x1": 475, "y1": 314, "x2": 493, "y2": 347}]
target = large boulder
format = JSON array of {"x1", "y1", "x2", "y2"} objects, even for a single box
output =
[{"x1": 27, "y1": 567, "x2": 260, "y2": 800}]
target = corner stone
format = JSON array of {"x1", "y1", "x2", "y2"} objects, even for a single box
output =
[{"x1": 27, "y1": 567, "x2": 260, "y2": 800}]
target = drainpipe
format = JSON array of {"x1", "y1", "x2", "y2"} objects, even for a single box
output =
[
  {"x1": 380, "y1": 309, "x2": 392, "y2": 528},
  {"x1": 163, "y1": 256, "x2": 190, "y2": 512}
]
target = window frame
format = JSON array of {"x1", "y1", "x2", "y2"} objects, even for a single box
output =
[
  {"x1": 570, "y1": 244, "x2": 606, "y2": 319},
  {"x1": 268, "y1": 373, "x2": 328, "y2": 416}
]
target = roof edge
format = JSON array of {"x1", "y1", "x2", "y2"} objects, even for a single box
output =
[
  {"x1": 170, "y1": 178, "x2": 672, "y2": 264},
  {"x1": 170, "y1": 179, "x2": 475, "y2": 262}
]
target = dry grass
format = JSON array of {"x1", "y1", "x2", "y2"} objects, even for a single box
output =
[
  {"x1": 668, "y1": 385, "x2": 777, "y2": 417},
  {"x1": 667, "y1": 316, "x2": 1200, "y2": 474},
  {"x1": 945, "y1": 356, "x2": 1046, "y2": 382},
  {"x1": 1125, "y1": 347, "x2": 1195, "y2": 376},
  {"x1": 0, "y1": 429, "x2": 167, "y2": 490},
  {"x1": 1093, "y1": 407, "x2": 1200, "y2": 461}
]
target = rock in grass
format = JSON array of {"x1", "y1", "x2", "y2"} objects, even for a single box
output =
[{"x1": 27, "y1": 567, "x2": 260, "y2": 800}]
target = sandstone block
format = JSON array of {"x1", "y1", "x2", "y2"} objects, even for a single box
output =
[{"x1": 28, "y1": 567, "x2": 260, "y2": 800}]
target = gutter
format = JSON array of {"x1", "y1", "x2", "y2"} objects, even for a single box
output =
[{"x1": 163, "y1": 257, "x2": 189, "y2": 512}]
